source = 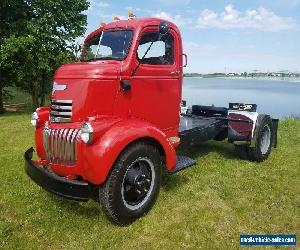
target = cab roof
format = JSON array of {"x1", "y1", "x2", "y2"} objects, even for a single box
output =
[{"x1": 84, "y1": 17, "x2": 179, "y2": 43}]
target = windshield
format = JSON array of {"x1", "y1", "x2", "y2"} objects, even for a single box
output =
[{"x1": 81, "y1": 30, "x2": 133, "y2": 61}]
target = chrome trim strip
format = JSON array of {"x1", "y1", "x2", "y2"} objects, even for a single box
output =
[
  {"x1": 51, "y1": 99, "x2": 73, "y2": 104},
  {"x1": 46, "y1": 127, "x2": 50, "y2": 161},
  {"x1": 51, "y1": 105, "x2": 72, "y2": 111},
  {"x1": 71, "y1": 130, "x2": 77, "y2": 162},
  {"x1": 50, "y1": 99, "x2": 73, "y2": 123},
  {"x1": 58, "y1": 129, "x2": 64, "y2": 160},
  {"x1": 50, "y1": 110, "x2": 72, "y2": 116},
  {"x1": 52, "y1": 129, "x2": 55, "y2": 161},
  {"x1": 75, "y1": 130, "x2": 81, "y2": 161},
  {"x1": 66, "y1": 129, "x2": 74, "y2": 162},
  {"x1": 50, "y1": 117, "x2": 71, "y2": 123},
  {"x1": 42, "y1": 127, "x2": 80, "y2": 166}
]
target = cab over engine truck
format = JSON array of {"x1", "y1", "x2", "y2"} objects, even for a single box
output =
[{"x1": 25, "y1": 17, "x2": 278, "y2": 225}]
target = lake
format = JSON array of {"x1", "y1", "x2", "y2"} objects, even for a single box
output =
[{"x1": 182, "y1": 77, "x2": 300, "y2": 119}]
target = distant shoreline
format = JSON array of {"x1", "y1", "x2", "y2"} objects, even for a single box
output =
[
  {"x1": 184, "y1": 73, "x2": 300, "y2": 79},
  {"x1": 183, "y1": 75, "x2": 300, "y2": 81}
]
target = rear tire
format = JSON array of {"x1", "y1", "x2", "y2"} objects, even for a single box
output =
[
  {"x1": 247, "y1": 115, "x2": 273, "y2": 162},
  {"x1": 99, "y1": 141, "x2": 161, "y2": 226}
]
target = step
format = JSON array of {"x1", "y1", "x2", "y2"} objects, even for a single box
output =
[{"x1": 168, "y1": 156, "x2": 196, "y2": 174}]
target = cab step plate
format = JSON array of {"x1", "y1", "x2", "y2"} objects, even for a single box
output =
[{"x1": 168, "y1": 156, "x2": 196, "y2": 174}]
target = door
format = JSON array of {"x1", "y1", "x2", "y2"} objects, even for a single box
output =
[{"x1": 129, "y1": 28, "x2": 182, "y2": 135}]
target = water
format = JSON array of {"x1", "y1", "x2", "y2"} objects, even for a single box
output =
[{"x1": 182, "y1": 77, "x2": 300, "y2": 119}]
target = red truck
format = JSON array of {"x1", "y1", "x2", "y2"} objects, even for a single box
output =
[{"x1": 25, "y1": 16, "x2": 278, "y2": 225}]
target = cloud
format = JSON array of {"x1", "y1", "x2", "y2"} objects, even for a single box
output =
[
  {"x1": 86, "y1": 1, "x2": 109, "y2": 13},
  {"x1": 125, "y1": 6, "x2": 152, "y2": 14},
  {"x1": 197, "y1": 5, "x2": 297, "y2": 32},
  {"x1": 153, "y1": 11, "x2": 191, "y2": 27},
  {"x1": 93, "y1": 1, "x2": 109, "y2": 8}
]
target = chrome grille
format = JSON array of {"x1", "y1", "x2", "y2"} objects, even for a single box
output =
[
  {"x1": 50, "y1": 99, "x2": 72, "y2": 123},
  {"x1": 43, "y1": 123, "x2": 81, "y2": 165}
]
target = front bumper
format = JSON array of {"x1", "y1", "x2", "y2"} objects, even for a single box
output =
[{"x1": 24, "y1": 147, "x2": 91, "y2": 201}]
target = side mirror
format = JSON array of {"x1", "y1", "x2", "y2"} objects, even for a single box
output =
[
  {"x1": 158, "y1": 21, "x2": 169, "y2": 40},
  {"x1": 182, "y1": 53, "x2": 188, "y2": 67}
]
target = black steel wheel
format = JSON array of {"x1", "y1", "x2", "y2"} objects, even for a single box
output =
[
  {"x1": 99, "y1": 141, "x2": 161, "y2": 225},
  {"x1": 121, "y1": 157, "x2": 155, "y2": 210}
]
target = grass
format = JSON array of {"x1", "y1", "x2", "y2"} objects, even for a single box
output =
[{"x1": 0, "y1": 113, "x2": 299, "y2": 249}]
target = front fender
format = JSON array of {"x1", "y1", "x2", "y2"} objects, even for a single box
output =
[
  {"x1": 82, "y1": 118, "x2": 177, "y2": 184},
  {"x1": 35, "y1": 107, "x2": 50, "y2": 159}
]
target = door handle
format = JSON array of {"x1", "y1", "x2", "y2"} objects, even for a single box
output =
[
  {"x1": 170, "y1": 70, "x2": 180, "y2": 76},
  {"x1": 120, "y1": 80, "x2": 131, "y2": 91}
]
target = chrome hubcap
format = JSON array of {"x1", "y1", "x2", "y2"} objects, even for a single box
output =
[{"x1": 260, "y1": 125, "x2": 271, "y2": 155}]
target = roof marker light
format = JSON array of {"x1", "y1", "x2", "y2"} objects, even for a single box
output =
[
  {"x1": 113, "y1": 16, "x2": 120, "y2": 22},
  {"x1": 128, "y1": 12, "x2": 136, "y2": 20}
]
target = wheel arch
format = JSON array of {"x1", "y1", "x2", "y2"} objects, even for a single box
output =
[
  {"x1": 82, "y1": 119, "x2": 177, "y2": 185},
  {"x1": 127, "y1": 136, "x2": 165, "y2": 155}
]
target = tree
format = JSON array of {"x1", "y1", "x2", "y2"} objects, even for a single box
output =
[
  {"x1": 0, "y1": 0, "x2": 89, "y2": 112},
  {"x1": 0, "y1": 0, "x2": 30, "y2": 113},
  {"x1": 23, "y1": 0, "x2": 89, "y2": 108}
]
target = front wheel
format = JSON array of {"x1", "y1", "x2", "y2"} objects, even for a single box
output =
[{"x1": 99, "y1": 141, "x2": 161, "y2": 225}]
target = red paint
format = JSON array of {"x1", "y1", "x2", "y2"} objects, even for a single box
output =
[
  {"x1": 34, "y1": 18, "x2": 183, "y2": 185},
  {"x1": 34, "y1": 107, "x2": 50, "y2": 159}
]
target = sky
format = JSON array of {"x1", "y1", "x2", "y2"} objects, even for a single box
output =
[{"x1": 81, "y1": 0, "x2": 300, "y2": 73}]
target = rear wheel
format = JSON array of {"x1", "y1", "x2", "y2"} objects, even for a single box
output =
[
  {"x1": 248, "y1": 115, "x2": 273, "y2": 162},
  {"x1": 234, "y1": 115, "x2": 274, "y2": 162},
  {"x1": 99, "y1": 141, "x2": 161, "y2": 225}
]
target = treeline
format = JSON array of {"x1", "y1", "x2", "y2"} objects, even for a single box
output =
[{"x1": 0, "y1": 0, "x2": 89, "y2": 113}]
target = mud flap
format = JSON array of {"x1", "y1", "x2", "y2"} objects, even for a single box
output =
[
  {"x1": 227, "y1": 103, "x2": 258, "y2": 145},
  {"x1": 227, "y1": 103, "x2": 278, "y2": 148},
  {"x1": 271, "y1": 118, "x2": 279, "y2": 148}
]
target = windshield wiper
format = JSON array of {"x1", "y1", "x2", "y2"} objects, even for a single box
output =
[
  {"x1": 131, "y1": 41, "x2": 154, "y2": 76},
  {"x1": 97, "y1": 56, "x2": 121, "y2": 60}
]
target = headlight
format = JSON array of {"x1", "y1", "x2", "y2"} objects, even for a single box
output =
[
  {"x1": 30, "y1": 112, "x2": 39, "y2": 127},
  {"x1": 80, "y1": 123, "x2": 93, "y2": 144}
]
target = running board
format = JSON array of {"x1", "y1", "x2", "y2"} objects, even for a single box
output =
[{"x1": 168, "y1": 156, "x2": 196, "y2": 174}]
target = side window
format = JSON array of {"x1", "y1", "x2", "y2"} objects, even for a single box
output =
[{"x1": 137, "y1": 32, "x2": 174, "y2": 65}]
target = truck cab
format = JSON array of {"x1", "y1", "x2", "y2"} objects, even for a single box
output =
[{"x1": 25, "y1": 17, "x2": 278, "y2": 225}]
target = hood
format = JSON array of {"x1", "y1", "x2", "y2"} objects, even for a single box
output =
[
  {"x1": 55, "y1": 61, "x2": 120, "y2": 79},
  {"x1": 51, "y1": 61, "x2": 121, "y2": 123}
]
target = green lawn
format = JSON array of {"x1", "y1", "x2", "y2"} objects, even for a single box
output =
[{"x1": 0, "y1": 113, "x2": 299, "y2": 249}]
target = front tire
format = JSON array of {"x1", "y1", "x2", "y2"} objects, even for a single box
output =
[{"x1": 99, "y1": 141, "x2": 161, "y2": 225}]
